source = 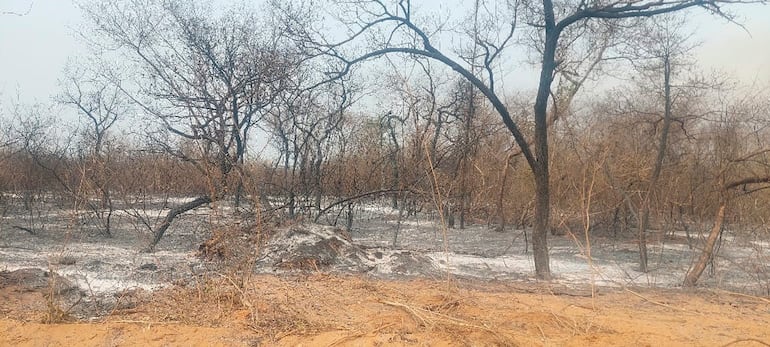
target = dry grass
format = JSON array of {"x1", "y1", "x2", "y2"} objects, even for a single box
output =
[{"x1": 4, "y1": 272, "x2": 770, "y2": 346}]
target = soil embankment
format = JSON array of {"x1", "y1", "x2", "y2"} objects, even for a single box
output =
[{"x1": 2, "y1": 273, "x2": 769, "y2": 346}]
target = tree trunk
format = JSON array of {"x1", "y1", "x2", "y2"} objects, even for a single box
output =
[
  {"x1": 683, "y1": 204, "x2": 726, "y2": 286},
  {"x1": 637, "y1": 206, "x2": 650, "y2": 272},
  {"x1": 495, "y1": 153, "x2": 512, "y2": 232},
  {"x1": 313, "y1": 147, "x2": 324, "y2": 215},
  {"x1": 532, "y1": 166, "x2": 551, "y2": 279},
  {"x1": 145, "y1": 195, "x2": 212, "y2": 252},
  {"x1": 385, "y1": 113, "x2": 401, "y2": 210},
  {"x1": 459, "y1": 81, "x2": 476, "y2": 230},
  {"x1": 234, "y1": 178, "x2": 244, "y2": 211},
  {"x1": 459, "y1": 182, "x2": 467, "y2": 229},
  {"x1": 529, "y1": 18, "x2": 558, "y2": 279},
  {"x1": 288, "y1": 192, "x2": 296, "y2": 218},
  {"x1": 638, "y1": 54, "x2": 674, "y2": 272}
]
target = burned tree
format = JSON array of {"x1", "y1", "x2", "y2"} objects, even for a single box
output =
[
  {"x1": 58, "y1": 64, "x2": 126, "y2": 236},
  {"x1": 264, "y1": 77, "x2": 352, "y2": 219},
  {"x1": 81, "y1": 0, "x2": 295, "y2": 250},
  {"x1": 683, "y1": 91, "x2": 770, "y2": 286},
  {"x1": 277, "y1": 0, "x2": 761, "y2": 279},
  {"x1": 604, "y1": 15, "x2": 701, "y2": 272}
]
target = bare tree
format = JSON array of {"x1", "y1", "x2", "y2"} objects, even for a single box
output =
[
  {"x1": 7, "y1": 101, "x2": 77, "y2": 231},
  {"x1": 264, "y1": 76, "x2": 352, "y2": 219},
  {"x1": 81, "y1": 0, "x2": 295, "y2": 250},
  {"x1": 58, "y1": 63, "x2": 127, "y2": 236},
  {"x1": 606, "y1": 15, "x2": 700, "y2": 271},
  {"x1": 683, "y1": 90, "x2": 770, "y2": 286},
  {"x1": 277, "y1": 0, "x2": 760, "y2": 279},
  {"x1": 380, "y1": 110, "x2": 405, "y2": 209}
]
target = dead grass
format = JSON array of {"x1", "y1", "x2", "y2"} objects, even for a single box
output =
[{"x1": 3, "y1": 273, "x2": 770, "y2": 346}]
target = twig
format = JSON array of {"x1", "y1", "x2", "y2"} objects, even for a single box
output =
[
  {"x1": 721, "y1": 338, "x2": 770, "y2": 347},
  {"x1": 380, "y1": 300, "x2": 429, "y2": 327},
  {"x1": 379, "y1": 300, "x2": 501, "y2": 333},
  {"x1": 1, "y1": 2, "x2": 33, "y2": 16},
  {"x1": 327, "y1": 324, "x2": 395, "y2": 347},
  {"x1": 714, "y1": 289, "x2": 770, "y2": 305},
  {"x1": 110, "y1": 319, "x2": 182, "y2": 324},
  {"x1": 624, "y1": 288, "x2": 687, "y2": 312},
  {"x1": 536, "y1": 324, "x2": 547, "y2": 342},
  {"x1": 11, "y1": 225, "x2": 36, "y2": 235}
]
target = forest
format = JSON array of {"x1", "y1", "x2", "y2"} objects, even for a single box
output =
[{"x1": 2, "y1": 0, "x2": 770, "y2": 345}]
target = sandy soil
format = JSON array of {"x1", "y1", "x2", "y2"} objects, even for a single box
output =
[{"x1": 2, "y1": 273, "x2": 770, "y2": 346}]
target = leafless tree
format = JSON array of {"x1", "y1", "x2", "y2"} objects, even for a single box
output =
[
  {"x1": 608, "y1": 15, "x2": 700, "y2": 271},
  {"x1": 683, "y1": 88, "x2": 770, "y2": 286},
  {"x1": 80, "y1": 0, "x2": 296, "y2": 250},
  {"x1": 57, "y1": 63, "x2": 127, "y2": 236},
  {"x1": 6, "y1": 101, "x2": 77, "y2": 231},
  {"x1": 264, "y1": 75, "x2": 352, "y2": 218}
]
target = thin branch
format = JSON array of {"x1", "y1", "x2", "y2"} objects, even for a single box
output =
[{"x1": 1, "y1": 1, "x2": 33, "y2": 16}]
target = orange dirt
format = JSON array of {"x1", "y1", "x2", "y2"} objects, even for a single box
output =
[{"x1": 2, "y1": 274, "x2": 770, "y2": 346}]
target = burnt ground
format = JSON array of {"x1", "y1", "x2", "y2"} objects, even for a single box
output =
[{"x1": 1, "y1": 194, "x2": 769, "y2": 321}]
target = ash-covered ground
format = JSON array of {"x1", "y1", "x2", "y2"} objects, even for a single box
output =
[
  {"x1": 322, "y1": 201, "x2": 770, "y2": 293},
  {"x1": 1, "y1": 195, "x2": 769, "y2": 312}
]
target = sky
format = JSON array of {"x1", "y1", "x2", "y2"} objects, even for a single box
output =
[
  {"x1": 1, "y1": 0, "x2": 769, "y2": 110},
  {"x1": 1, "y1": 0, "x2": 85, "y2": 104}
]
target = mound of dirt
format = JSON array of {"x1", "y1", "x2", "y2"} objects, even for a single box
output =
[
  {"x1": 255, "y1": 223, "x2": 438, "y2": 277},
  {"x1": 0, "y1": 268, "x2": 87, "y2": 322},
  {"x1": 0, "y1": 268, "x2": 80, "y2": 295}
]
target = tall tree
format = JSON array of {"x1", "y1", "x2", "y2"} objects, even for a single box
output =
[{"x1": 617, "y1": 15, "x2": 698, "y2": 272}]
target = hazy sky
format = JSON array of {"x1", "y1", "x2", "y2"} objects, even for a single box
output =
[
  {"x1": 1, "y1": 0, "x2": 84, "y2": 104},
  {"x1": 1, "y1": 0, "x2": 769, "y2": 107}
]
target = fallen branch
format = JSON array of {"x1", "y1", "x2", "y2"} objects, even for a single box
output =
[
  {"x1": 721, "y1": 338, "x2": 770, "y2": 347},
  {"x1": 380, "y1": 300, "x2": 430, "y2": 327},
  {"x1": 144, "y1": 195, "x2": 212, "y2": 252},
  {"x1": 110, "y1": 320, "x2": 182, "y2": 325},
  {"x1": 379, "y1": 299, "x2": 503, "y2": 334},
  {"x1": 314, "y1": 189, "x2": 413, "y2": 222},
  {"x1": 11, "y1": 225, "x2": 36, "y2": 235},
  {"x1": 714, "y1": 289, "x2": 770, "y2": 305},
  {"x1": 624, "y1": 288, "x2": 687, "y2": 312}
]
